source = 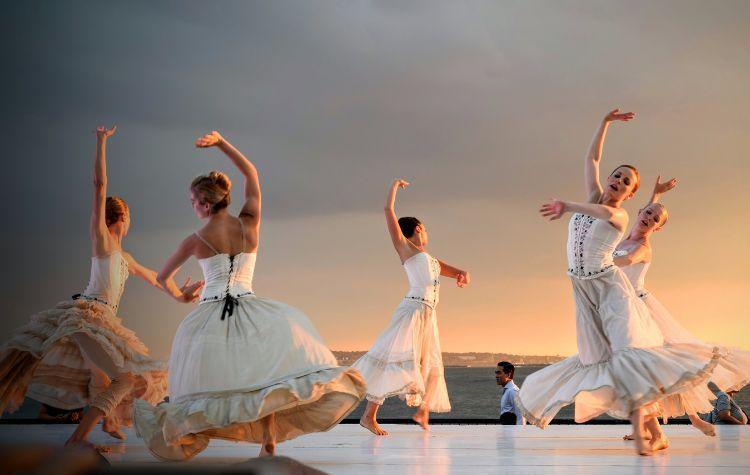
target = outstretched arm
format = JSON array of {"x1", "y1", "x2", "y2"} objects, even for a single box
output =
[
  {"x1": 613, "y1": 244, "x2": 650, "y2": 267},
  {"x1": 196, "y1": 131, "x2": 261, "y2": 226},
  {"x1": 385, "y1": 179, "x2": 415, "y2": 261},
  {"x1": 436, "y1": 259, "x2": 470, "y2": 288},
  {"x1": 156, "y1": 236, "x2": 204, "y2": 303},
  {"x1": 540, "y1": 198, "x2": 629, "y2": 231},
  {"x1": 584, "y1": 109, "x2": 635, "y2": 203},
  {"x1": 90, "y1": 125, "x2": 117, "y2": 255},
  {"x1": 646, "y1": 175, "x2": 677, "y2": 205},
  {"x1": 121, "y1": 252, "x2": 163, "y2": 290}
]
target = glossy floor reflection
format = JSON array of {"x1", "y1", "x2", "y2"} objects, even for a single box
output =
[{"x1": 1, "y1": 423, "x2": 748, "y2": 474}]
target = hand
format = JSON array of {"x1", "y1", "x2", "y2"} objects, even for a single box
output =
[
  {"x1": 179, "y1": 277, "x2": 204, "y2": 303},
  {"x1": 653, "y1": 175, "x2": 677, "y2": 195},
  {"x1": 195, "y1": 130, "x2": 225, "y2": 148},
  {"x1": 540, "y1": 199, "x2": 566, "y2": 220},
  {"x1": 392, "y1": 179, "x2": 410, "y2": 189},
  {"x1": 94, "y1": 125, "x2": 117, "y2": 140},
  {"x1": 456, "y1": 271, "x2": 471, "y2": 288},
  {"x1": 603, "y1": 108, "x2": 635, "y2": 123}
]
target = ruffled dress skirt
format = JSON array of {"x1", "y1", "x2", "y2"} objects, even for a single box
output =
[
  {"x1": 351, "y1": 299, "x2": 450, "y2": 412},
  {"x1": 638, "y1": 291, "x2": 750, "y2": 418},
  {"x1": 0, "y1": 299, "x2": 168, "y2": 427},
  {"x1": 133, "y1": 295, "x2": 366, "y2": 461},
  {"x1": 517, "y1": 268, "x2": 725, "y2": 428}
]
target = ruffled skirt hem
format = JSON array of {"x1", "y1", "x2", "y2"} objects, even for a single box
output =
[{"x1": 133, "y1": 367, "x2": 366, "y2": 461}]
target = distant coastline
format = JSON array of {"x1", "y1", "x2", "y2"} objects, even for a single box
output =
[{"x1": 333, "y1": 351, "x2": 565, "y2": 367}]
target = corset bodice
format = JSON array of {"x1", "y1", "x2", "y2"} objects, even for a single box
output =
[
  {"x1": 567, "y1": 213, "x2": 623, "y2": 279},
  {"x1": 403, "y1": 252, "x2": 441, "y2": 308},
  {"x1": 199, "y1": 252, "x2": 256, "y2": 303},
  {"x1": 80, "y1": 251, "x2": 129, "y2": 311}
]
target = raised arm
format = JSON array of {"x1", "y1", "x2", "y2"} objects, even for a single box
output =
[
  {"x1": 540, "y1": 198, "x2": 629, "y2": 231},
  {"x1": 436, "y1": 259, "x2": 471, "y2": 288},
  {"x1": 196, "y1": 131, "x2": 261, "y2": 226},
  {"x1": 90, "y1": 125, "x2": 117, "y2": 255},
  {"x1": 585, "y1": 109, "x2": 635, "y2": 203},
  {"x1": 384, "y1": 179, "x2": 415, "y2": 261},
  {"x1": 646, "y1": 175, "x2": 677, "y2": 206},
  {"x1": 156, "y1": 236, "x2": 205, "y2": 303}
]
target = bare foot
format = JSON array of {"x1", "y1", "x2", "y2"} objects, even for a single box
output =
[
  {"x1": 360, "y1": 417, "x2": 389, "y2": 436},
  {"x1": 633, "y1": 434, "x2": 652, "y2": 456},
  {"x1": 102, "y1": 420, "x2": 126, "y2": 440},
  {"x1": 692, "y1": 419, "x2": 716, "y2": 437},
  {"x1": 623, "y1": 432, "x2": 651, "y2": 441},
  {"x1": 650, "y1": 436, "x2": 669, "y2": 452},
  {"x1": 259, "y1": 440, "x2": 275, "y2": 457},
  {"x1": 412, "y1": 409, "x2": 429, "y2": 431}
]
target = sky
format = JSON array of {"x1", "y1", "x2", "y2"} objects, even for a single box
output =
[{"x1": 1, "y1": 0, "x2": 748, "y2": 360}]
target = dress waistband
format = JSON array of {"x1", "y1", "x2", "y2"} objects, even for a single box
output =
[
  {"x1": 402, "y1": 295, "x2": 437, "y2": 309},
  {"x1": 566, "y1": 264, "x2": 616, "y2": 280},
  {"x1": 199, "y1": 291, "x2": 255, "y2": 320},
  {"x1": 71, "y1": 293, "x2": 118, "y2": 311}
]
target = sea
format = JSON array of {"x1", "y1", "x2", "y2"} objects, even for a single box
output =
[
  {"x1": 4, "y1": 366, "x2": 748, "y2": 422},
  {"x1": 347, "y1": 366, "x2": 750, "y2": 421}
]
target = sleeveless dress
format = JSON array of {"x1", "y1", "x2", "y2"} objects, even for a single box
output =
[
  {"x1": 352, "y1": 252, "x2": 450, "y2": 412},
  {"x1": 617, "y1": 251, "x2": 750, "y2": 417},
  {"x1": 517, "y1": 213, "x2": 725, "y2": 427},
  {"x1": 133, "y1": 229, "x2": 366, "y2": 461},
  {"x1": 0, "y1": 251, "x2": 168, "y2": 428}
]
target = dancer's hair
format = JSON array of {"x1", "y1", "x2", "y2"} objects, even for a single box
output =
[
  {"x1": 191, "y1": 171, "x2": 232, "y2": 213},
  {"x1": 105, "y1": 196, "x2": 129, "y2": 227},
  {"x1": 398, "y1": 217, "x2": 422, "y2": 238},
  {"x1": 497, "y1": 361, "x2": 515, "y2": 379},
  {"x1": 610, "y1": 164, "x2": 641, "y2": 194}
]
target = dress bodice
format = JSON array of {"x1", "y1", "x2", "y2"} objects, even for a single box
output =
[
  {"x1": 199, "y1": 252, "x2": 256, "y2": 303},
  {"x1": 614, "y1": 249, "x2": 651, "y2": 294},
  {"x1": 567, "y1": 213, "x2": 623, "y2": 279},
  {"x1": 403, "y1": 252, "x2": 441, "y2": 308},
  {"x1": 80, "y1": 251, "x2": 129, "y2": 311}
]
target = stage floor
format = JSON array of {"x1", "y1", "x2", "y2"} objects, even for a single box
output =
[{"x1": 1, "y1": 423, "x2": 749, "y2": 474}]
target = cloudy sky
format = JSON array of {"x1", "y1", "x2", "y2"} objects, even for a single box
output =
[{"x1": 2, "y1": 0, "x2": 748, "y2": 359}]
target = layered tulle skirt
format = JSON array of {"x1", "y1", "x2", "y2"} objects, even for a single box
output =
[
  {"x1": 352, "y1": 299, "x2": 450, "y2": 412},
  {"x1": 518, "y1": 269, "x2": 726, "y2": 428},
  {"x1": 639, "y1": 291, "x2": 750, "y2": 418},
  {"x1": 133, "y1": 294, "x2": 366, "y2": 461},
  {"x1": 0, "y1": 299, "x2": 168, "y2": 428}
]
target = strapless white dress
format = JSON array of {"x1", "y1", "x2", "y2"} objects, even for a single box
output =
[
  {"x1": 133, "y1": 251, "x2": 366, "y2": 461},
  {"x1": 352, "y1": 252, "x2": 450, "y2": 412},
  {"x1": 0, "y1": 251, "x2": 167, "y2": 428},
  {"x1": 618, "y1": 253, "x2": 750, "y2": 417},
  {"x1": 517, "y1": 214, "x2": 725, "y2": 427}
]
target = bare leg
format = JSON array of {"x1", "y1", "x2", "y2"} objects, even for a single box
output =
[
  {"x1": 65, "y1": 333, "x2": 133, "y2": 447},
  {"x1": 689, "y1": 414, "x2": 716, "y2": 437},
  {"x1": 412, "y1": 404, "x2": 430, "y2": 431},
  {"x1": 360, "y1": 401, "x2": 389, "y2": 435},
  {"x1": 259, "y1": 413, "x2": 276, "y2": 456},
  {"x1": 644, "y1": 416, "x2": 669, "y2": 452},
  {"x1": 629, "y1": 408, "x2": 651, "y2": 456}
]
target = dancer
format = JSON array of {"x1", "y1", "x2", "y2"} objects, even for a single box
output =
[
  {"x1": 133, "y1": 131, "x2": 366, "y2": 460},
  {"x1": 615, "y1": 177, "x2": 750, "y2": 439},
  {"x1": 0, "y1": 126, "x2": 179, "y2": 446},
  {"x1": 353, "y1": 179, "x2": 470, "y2": 436},
  {"x1": 518, "y1": 109, "x2": 724, "y2": 456}
]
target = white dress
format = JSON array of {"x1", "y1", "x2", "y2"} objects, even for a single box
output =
[
  {"x1": 133, "y1": 237, "x2": 366, "y2": 461},
  {"x1": 0, "y1": 251, "x2": 168, "y2": 427},
  {"x1": 618, "y1": 252, "x2": 750, "y2": 416},
  {"x1": 517, "y1": 213, "x2": 725, "y2": 427},
  {"x1": 352, "y1": 252, "x2": 450, "y2": 412}
]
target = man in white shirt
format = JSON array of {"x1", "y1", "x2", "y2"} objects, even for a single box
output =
[{"x1": 496, "y1": 361, "x2": 524, "y2": 425}]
